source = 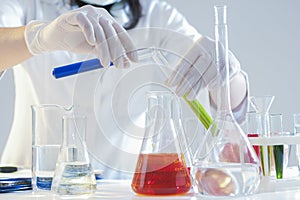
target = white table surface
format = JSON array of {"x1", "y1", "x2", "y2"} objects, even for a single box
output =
[
  {"x1": 1, "y1": 178, "x2": 300, "y2": 200},
  {"x1": 1, "y1": 168, "x2": 300, "y2": 200}
]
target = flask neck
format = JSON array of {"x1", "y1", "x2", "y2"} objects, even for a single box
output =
[
  {"x1": 214, "y1": 6, "x2": 233, "y2": 118},
  {"x1": 147, "y1": 91, "x2": 181, "y2": 120}
]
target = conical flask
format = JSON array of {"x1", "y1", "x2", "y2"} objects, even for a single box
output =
[
  {"x1": 131, "y1": 91, "x2": 191, "y2": 195},
  {"x1": 191, "y1": 5, "x2": 261, "y2": 197},
  {"x1": 51, "y1": 114, "x2": 96, "y2": 195}
]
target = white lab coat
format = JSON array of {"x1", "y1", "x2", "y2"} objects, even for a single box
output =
[{"x1": 0, "y1": 0, "x2": 247, "y2": 178}]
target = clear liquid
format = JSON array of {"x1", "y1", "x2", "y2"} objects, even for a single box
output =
[
  {"x1": 32, "y1": 145, "x2": 60, "y2": 190},
  {"x1": 193, "y1": 163, "x2": 260, "y2": 196},
  {"x1": 52, "y1": 162, "x2": 96, "y2": 195}
]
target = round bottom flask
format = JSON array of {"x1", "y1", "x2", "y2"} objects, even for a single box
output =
[{"x1": 191, "y1": 5, "x2": 261, "y2": 197}]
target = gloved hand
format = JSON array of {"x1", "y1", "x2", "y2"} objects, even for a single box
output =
[
  {"x1": 24, "y1": 5, "x2": 137, "y2": 68},
  {"x1": 166, "y1": 36, "x2": 240, "y2": 100}
]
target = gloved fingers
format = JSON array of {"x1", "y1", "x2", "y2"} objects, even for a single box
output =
[
  {"x1": 166, "y1": 58, "x2": 194, "y2": 87},
  {"x1": 171, "y1": 52, "x2": 212, "y2": 97},
  {"x1": 115, "y1": 56, "x2": 131, "y2": 68},
  {"x1": 112, "y1": 23, "x2": 138, "y2": 62},
  {"x1": 89, "y1": 17, "x2": 110, "y2": 67},
  {"x1": 174, "y1": 62, "x2": 202, "y2": 97},
  {"x1": 66, "y1": 12, "x2": 97, "y2": 46},
  {"x1": 203, "y1": 61, "x2": 219, "y2": 90},
  {"x1": 99, "y1": 17, "x2": 127, "y2": 68},
  {"x1": 186, "y1": 79, "x2": 206, "y2": 100},
  {"x1": 166, "y1": 41, "x2": 205, "y2": 87}
]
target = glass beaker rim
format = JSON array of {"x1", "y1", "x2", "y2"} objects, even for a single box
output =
[
  {"x1": 249, "y1": 95, "x2": 275, "y2": 99},
  {"x1": 146, "y1": 90, "x2": 175, "y2": 96},
  {"x1": 31, "y1": 104, "x2": 73, "y2": 111}
]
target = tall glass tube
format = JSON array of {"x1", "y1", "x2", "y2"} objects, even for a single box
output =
[{"x1": 214, "y1": 5, "x2": 231, "y2": 119}]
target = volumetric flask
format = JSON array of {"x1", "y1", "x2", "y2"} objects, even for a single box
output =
[
  {"x1": 51, "y1": 115, "x2": 96, "y2": 195},
  {"x1": 131, "y1": 91, "x2": 191, "y2": 195},
  {"x1": 191, "y1": 5, "x2": 261, "y2": 197}
]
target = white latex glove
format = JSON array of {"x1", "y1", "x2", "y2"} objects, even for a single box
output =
[
  {"x1": 166, "y1": 36, "x2": 241, "y2": 100},
  {"x1": 24, "y1": 5, "x2": 137, "y2": 68}
]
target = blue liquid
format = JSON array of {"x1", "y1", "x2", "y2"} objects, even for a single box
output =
[
  {"x1": 36, "y1": 177, "x2": 52, "y2": 190},
  {"x1": 32, "y1": 145, "x2": 60, "y2": 191}
]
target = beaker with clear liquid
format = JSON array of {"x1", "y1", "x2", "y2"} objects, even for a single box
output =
[
  {"x1": 31, "y1": 104, "x2": 72, "y2": 191},
  {"x1": 51, "y1": 115, "x2": 96, "y2": 195},
  {"x1": 191, "y1": 5, "x2": 261, "y2": 197},
  {"x1": 131, "y1": 91, "x2": 191, "y2": 195}
]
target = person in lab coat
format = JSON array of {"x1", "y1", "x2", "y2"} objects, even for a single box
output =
[{"x1": 0, "y1": 0, "x2": 248, "y2": 178}]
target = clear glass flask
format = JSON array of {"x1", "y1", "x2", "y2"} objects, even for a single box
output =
[
  {"x1": 131, "y1": 91, "x2": 191, "y2": 195},
  {"x1": 191, "y1": 5, "x2": 261, "y2": 197},
  {"x1": 51, "y1": 115, "x2": 96, "y2": 195}
]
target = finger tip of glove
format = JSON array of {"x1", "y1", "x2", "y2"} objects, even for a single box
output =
[
  {"x1": 175, "y1": 88, "x2": 185, "y2": 98},
  {"x1": 186, "y1": 93, "x2": 196, "y2": 101},
  {"x1": 165, "y1": 76, "x2": 177, "y2": 87},
  {"x1": 127, "y1": 52, "x2": 138, "y2": 62},
  {"x1": 164, "y1": 78, "x2": 172, "y2": 87},
  {"x1": 114, "y1": 57, "x2": 130, "y2": 69}
]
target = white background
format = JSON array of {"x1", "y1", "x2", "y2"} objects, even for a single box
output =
[
  {"x1": 163, "y1": 0, "x2": 300, "y2": 132},
  {"x1": 1, "y1": 0, "x2": 300, "y2": 155}
]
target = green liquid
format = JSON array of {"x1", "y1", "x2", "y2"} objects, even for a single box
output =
[{"x1": 273, "y1": 145, "x2": 284, "y2": 179}]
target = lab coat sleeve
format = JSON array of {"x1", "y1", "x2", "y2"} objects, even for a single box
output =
[
  {"x1": 232, "y1": 70, "x2": 249, "y2": 124},
  {"x1": 143, "y1": 0, "x2": 201, "y2": 41},
  {"x1": 0, "y1": 0, "x2": 25, "y2": 27},
  {"x1": 209, "y1": 70, "x2": 249, "y2": 124}
]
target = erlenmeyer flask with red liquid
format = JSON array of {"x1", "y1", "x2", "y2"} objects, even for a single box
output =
[{"x1": 131, "y1": 91, "x2": 192, "y2": 195}]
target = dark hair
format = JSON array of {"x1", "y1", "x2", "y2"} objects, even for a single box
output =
[{"x1": 72, "y1": 0, "x2": 142, "y2": 30}]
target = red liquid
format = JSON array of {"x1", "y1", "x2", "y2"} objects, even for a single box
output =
[
  {"x1": 248, "y1": 133, "x2": 260, "y2": 159},
  {"x1": 131, "y1": 153, "x2": 191, "y2": 195}
]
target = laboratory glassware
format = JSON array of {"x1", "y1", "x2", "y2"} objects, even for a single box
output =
[
  {"x1": 51, "y1": 115, "x2": 96, "y2": 195},
  {"x1": 131, "y1": 91, "x2": 191, "y2": 195},
  {"x1": 294, "y1": 113, "x2": 300, "y2": 172},
  {"x1": 69, "y1": 27, "x2": 216, "y2": 175},
  {"x1": 250, "y1": 95, "x2": 275, "y2": 176},
  {"x1": 269, "y1": 113, "x2": 283, "y2": 179},
  {"x1": 191, "y1": 5, "x2": 261, "y2": 197},
  {"x1": 31, "y1": 104, "x2": 72, "y2": 191},
  {"x1": 246, "y1": 111, "x2": 260, "y2": 159}
]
